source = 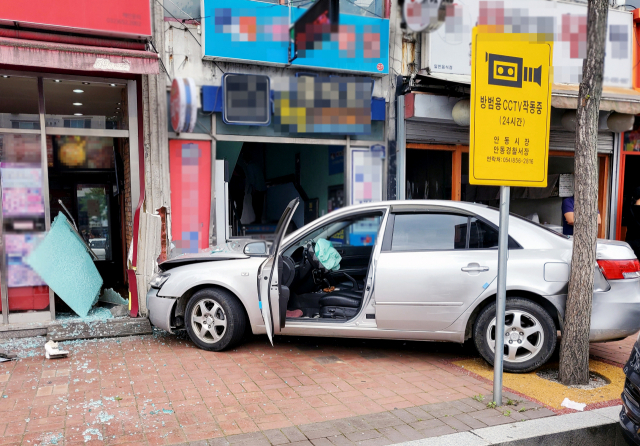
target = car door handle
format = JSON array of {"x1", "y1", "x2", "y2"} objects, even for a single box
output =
[{"x1": 461, "y1": 265, "x2": 490, "y2": 272}]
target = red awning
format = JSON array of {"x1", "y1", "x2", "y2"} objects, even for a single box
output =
[{"x1": 0, "y1": 36, "x2": 159, "y2": 75}]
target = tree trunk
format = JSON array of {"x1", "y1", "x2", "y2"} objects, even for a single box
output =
[{"x1": 558, "y1": 0, "x2": 608, "y2": 386}]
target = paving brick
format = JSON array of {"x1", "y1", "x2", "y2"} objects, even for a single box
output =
[
  {"x1": 452, "y1": 413, "x2": 487, "y2": 430},
  {"x1": 344, "y1": 430, "x2": 383, "y2": 442},
  {"x1": 520, "y1": 408, "x2": 555, "y2": 420},
  {"x1": 327, "y1": 434, "x2": 355, "y2": 446},
  {"x1": 281, "y1": 427, "x2": 307, "y2": 442},
  {"x1": 419, "y1": 425, "x2": 457, "y2": 438},
  {"x1": 408, "y1": 418, "x2": 446, "y2": 431},
  {"x1": 263, "y1": 429, "x2": 291, "y2": 445},
  {"x1": 476, "y1": 415, "x2": 512, "y2": 427}
]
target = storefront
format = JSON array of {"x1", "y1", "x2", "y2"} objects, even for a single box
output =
[
  {"x1": 0, "y1": 2, "x2": 158, "y2": 324},
  {"x1": 400, "y1": 105, "x2": 615, "y2": 238},
  {"x1": 160, "y1": 0, "x2": 392, "y2": 255}
]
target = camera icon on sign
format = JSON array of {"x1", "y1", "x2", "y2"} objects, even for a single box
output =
[{"x1": 487, "y1": 53, "x2": 541, "y2": 88}]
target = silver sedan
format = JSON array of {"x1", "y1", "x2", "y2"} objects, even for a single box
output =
[{"x1": 147, "y1": 199, "x2": 640, "y2": 373}]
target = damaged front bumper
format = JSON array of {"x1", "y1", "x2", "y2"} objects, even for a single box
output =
[{"x1": 147, "y1": 288, "x2": 177, "y2": 334}]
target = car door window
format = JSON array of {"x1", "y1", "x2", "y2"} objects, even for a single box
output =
[
  {"x1": 391, "y1": 214, "x2": 468, "y2": 251},
  {"x1": 329, "y1": 216, "x2": 382, "y2": 247},
  {"x1": 468, "y1": 217, "x2": 499, "y2": 249}
]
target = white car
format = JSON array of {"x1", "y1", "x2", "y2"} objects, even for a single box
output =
[{"x1": 147, "y1": 199, "x2": 640, "y2": 373}]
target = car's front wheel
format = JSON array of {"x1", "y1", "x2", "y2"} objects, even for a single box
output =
[
  {"x1": 473, "y1": 297, "x2": 556, "y2": 373},
  {"x1": 185, "y1": 288, "x2": 246, "y2": 351}
]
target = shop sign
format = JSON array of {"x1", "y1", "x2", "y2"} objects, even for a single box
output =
[
  {"x1": 170, "y1": 78, "x2": 198, "y2": 134},
  {"x1": 202, "y1": 0, "x2": 389, "y2": 75},
  {"x1": 222, "y1": 74, "x2": 271, "y2": 126},
  {"x1": 351, "y1": 146, "x2": 383, "y2": 206},
  {"x1": 426, "y1": 0, "x2": 631, "y2": 88},
  {"x1": 328, "y1": 146, "x2": 344, "y2": 176},
  {"x1": 169, "y1": 140, "x2": 211, "y2": 255},
  {"x1": 469, "y1": 30, "x2": 553, "y2": 187},
  {"x1": 273, "y1": 77, "x2": 372, "y2": 134},
  {"x1": 0, "y1": 0, "x2": 151, "y2": 38}
]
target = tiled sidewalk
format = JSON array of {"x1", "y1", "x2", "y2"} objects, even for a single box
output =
[
  {"x1": 172, "y1": 394, "x2": 552, "y2": 446},
  {"x1": 589, "y1": 332, "x2": 637, "y2": 365},
  {"x1": 0, "y1": 332, "x2": 497, "y2": 446}
]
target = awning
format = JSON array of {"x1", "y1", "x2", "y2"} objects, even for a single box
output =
[
  {"x1": 0, "y1": 36, "x2": 159, "y2": 75},
  {"x1": 417, "y1": 71, "x2": 640, "y2": 115},
  {"x1": 551, "y1": 84, "x2": 640, "y2": 115}
]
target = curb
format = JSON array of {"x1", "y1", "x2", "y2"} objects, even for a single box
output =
[{"x1": 390, "y1": 405, "x2": 626, "y2": 446}]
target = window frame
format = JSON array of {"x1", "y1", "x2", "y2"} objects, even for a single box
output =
[{"x1": 381, "y1": 211, "x2": 522, "y2": 253}]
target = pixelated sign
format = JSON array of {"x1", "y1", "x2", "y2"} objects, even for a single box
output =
[
  {"x1": 272, "y1": 77, "x2": 372, "y2": 134},
  {"x1": 351, "y1": 146, "x2": 383, "y2": 204},
  {"x1": 169, "y1": 140, "x2": 211, "y2": 255},
  {"x1": 222, "y1": 74, "x2": 271, "y2": 126},
  {"x1": 203, "y1": 0, "x2": 389, "y2": 75},
  {"x1": 469, "y1": 30, "x2": 553, "y2": 187},
  {"x1": 427, "y1": 0, "x2": 631, "y2": 88}
]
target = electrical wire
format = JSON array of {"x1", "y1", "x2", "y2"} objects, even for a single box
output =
[
  {"x1": 156, "y1": 0, "x2": 202, "y2": 47},
  {"x1": 164, "y1": 0, "x2": 199, "y2": 23},
  {"x1": 148, "y1": 39, "x2": 172, "y2": 82}
]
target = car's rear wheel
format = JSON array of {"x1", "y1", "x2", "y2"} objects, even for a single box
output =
[
  {"x1": 185, "y1": 288, "x2": 246, "y2": 351},
  {"x1": 473, "y1": 297, "x2": 556, "y2": 373}
]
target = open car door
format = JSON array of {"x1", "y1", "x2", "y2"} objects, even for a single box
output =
[{"x1": 257, "y1": 198, "x2": 300, "y2": 345}]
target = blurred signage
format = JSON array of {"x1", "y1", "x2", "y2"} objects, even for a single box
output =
[
  {"x1": 469, "y1": 30, "x2": 553, "y2": 187},
  {"x1": 272, "y1": 77, "x2": 372, "y2": 134},
  {"x1": 328, "y1": 146, "x2": 344, "y2": 175},
  {"x1": 169, "y1": 140, "x2": 212, "y2": 255},
  {"x1": 222, "y1": 74, "x2": 271, "y2": 126},
  {"x1": 289, "y1": 0, "x2": 340, "y2": 63},
  {"x1": 171, "y1": 78, "x2": 198, "y2": 133},
  {"x1": 427, "y1": 0, "x2": 631, "y2": 88},
  {"x1": 351, "y1": 146, "x2": 382, "y2": 205},
  {"x1": 0, "y1": 0, "x2": 151, "y2": 38},
  {"x1": 403, "y1": 0, "x2": 452, "y2": 33},
  {"x1": 203, "y1": 0, "x2": 389, "y2": 75}
]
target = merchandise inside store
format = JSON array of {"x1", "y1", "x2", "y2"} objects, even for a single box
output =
[
  {"x1": 405, "y1": 145, "x2": 609, "y2": 237},
  {"x1": 216, "y1": 141, "x2": 345, "y2": 240},
  {"x1": 0, "y1": 74, "x2": 133, "y2": 322}
]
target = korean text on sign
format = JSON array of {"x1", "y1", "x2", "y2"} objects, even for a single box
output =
[{"x1": 469, "y1": 31, "x2": 553, "y2": 187}]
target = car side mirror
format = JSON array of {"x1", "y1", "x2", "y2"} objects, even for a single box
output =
[{"x1": 244, "y1": 241, "x2": 267, "y2": 255}]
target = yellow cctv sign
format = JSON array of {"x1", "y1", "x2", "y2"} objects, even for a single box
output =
[{"x1": 469, "y1": 30, "x2": 553, "y2": 187}]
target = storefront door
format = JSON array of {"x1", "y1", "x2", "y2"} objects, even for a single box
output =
[{"x1": 0, "y1": 72, "x2": 136, "y2": 323}]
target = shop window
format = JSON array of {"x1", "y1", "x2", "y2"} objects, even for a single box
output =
[
  {"x1": 0, "y1": 76, "x2": 40, "y2": 129},
  {"x1": 77, "y1": 185, "x2": 112, "y2": 261},
  {"x1": 43, "y1": 79, "x2": 127, "y2": 130},
  {"x1": 391, "y1": 213, "x2": 467, "y2": 251}
]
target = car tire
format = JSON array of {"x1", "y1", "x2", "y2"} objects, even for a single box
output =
[
  {"x1": 473, "y1": 297, "x2": 556, "y2": 373},
  {"x1": 185, "y1": 288, "x2": 246, "y2": 351}
]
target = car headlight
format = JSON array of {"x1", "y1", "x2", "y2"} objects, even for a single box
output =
[{"x1": 149, "y1": 272, "x2": 170, "y2": 289}]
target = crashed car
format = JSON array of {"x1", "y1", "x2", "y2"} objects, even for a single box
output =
[{"x1": 147, "y1": 199, "x2": 640, "y2": 373}]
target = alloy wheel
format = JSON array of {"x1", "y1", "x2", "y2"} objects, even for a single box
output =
[
  {"x1": 485, "y1": 310, "x2": 545, "y2": 363},
  {"x1": 191, "y1": 298, "x2": 228, "y2": 344}
]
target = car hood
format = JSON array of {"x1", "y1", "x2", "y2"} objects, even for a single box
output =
[{"x1": 158, "y1": 240, "x2": 253, "y2": 271}]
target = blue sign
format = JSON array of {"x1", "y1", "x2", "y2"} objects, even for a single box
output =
[
  {"x1": 328, "y1": 146, "x2": 344, "y2": 175},
  {"x1": 203, "y1": 0, "x2": 389, "y2": 75}
]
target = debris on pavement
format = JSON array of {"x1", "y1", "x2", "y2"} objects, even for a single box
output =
[
  {"x1": 44, "y1": 340, "x2": 69, "y2": 359},
  {"x1": 26, "y1": 212, "x2": 103, "y2": 317},
  {"x1": 561, "y1": 398, "x2": 587, "y2": 411}
]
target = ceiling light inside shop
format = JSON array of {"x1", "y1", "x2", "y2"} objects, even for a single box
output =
[
  {"x1": 73, "y1": 102, "x2": 83, "y2": 106},
  {"x1": 110, "y1": 83, "x2": 117, "y2": 87},
  {"x1": 82, "y1": 82, "x2": 90, "y2": 85},
  {"x1": 1, "y1": 75, "x2": 9, "y2": 78},
  {"x1": 74, "y1": 113, "x2": 83, "y2": 116},
  {"x1": 54, "y1": 79, "x2": 62, "y2": 83},
  {"x1": 116, "y1": 107, "x2": 121, "y2": 110},
  {"x1": 73, "y1": 89, "x2": 84, "y2": 93}
]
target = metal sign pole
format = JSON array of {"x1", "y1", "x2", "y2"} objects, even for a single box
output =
[{"x1": 493, "y1": 185, "x2": 510, "y2": 405}]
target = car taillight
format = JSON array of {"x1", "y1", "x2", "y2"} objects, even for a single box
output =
[{"x1": 597, "y1": 259, "x2": 640, "y2": 280}]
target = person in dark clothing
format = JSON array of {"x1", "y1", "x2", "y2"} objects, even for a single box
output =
[
  {"x1": 624, "y1": 186, "x2": 640, "y2": 259},
  {"x1": 561, "y1": 196, "x2": 601, "y2": 236}
]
